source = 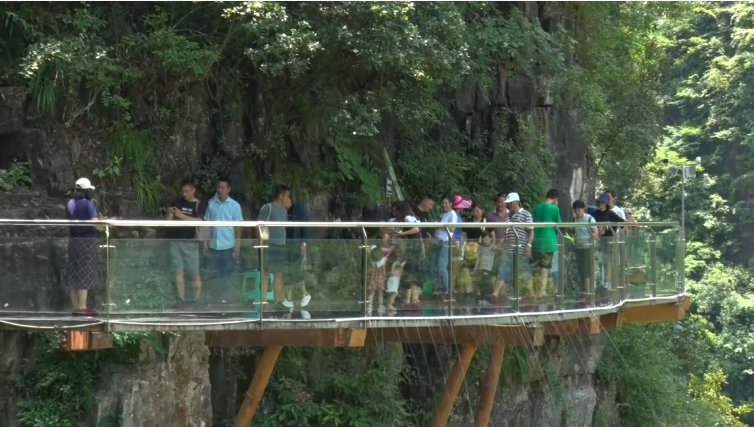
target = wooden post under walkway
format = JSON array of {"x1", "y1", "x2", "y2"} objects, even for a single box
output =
[
  {"x1": 429, "y1": 344, "x2": 477, "y2": 427},
  {"x1": 474, "y1": 344, "x2": 506, "y2": 427},
  {"x1": 233, "y1": 345, "x2": 283, "y2": 427}
]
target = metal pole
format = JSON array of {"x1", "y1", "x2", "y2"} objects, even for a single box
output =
[
  {"x1": 649, "y1": 230, "x2": 657, "y2": 298},
  {"x1": 681, "y1": 178, "x2": 685, "y2": 232},
  {"x1": 620, "y1": 230, "x2": 628, "y2": 302},
  {"x1": 105, "y1": 223, "x2": 111, "y2": 326},
  {"x1": 360, "y1": 227, "x2": 369, "y2": 319},
  {"x1": 611, "y1": 230, "x2": 620, "y2": 304},
  {"x1": 256, "y1": 226, "x2": 267, "y2": 321},
  {"x1": 678, "y1": 227, "x2": 686, "y2": 295},
  {"x1": 588, "y1": 230, "x2": 595, "y2": 307},
  {"x1": 512, "y1": 232, "x2": 520, "y2": 312},
  {"x1": 556, "y1": 228, "x2": 565, "y2": 309},
  {"x1": 446, "y1": 226, "x2": 454, "y2": 316}
]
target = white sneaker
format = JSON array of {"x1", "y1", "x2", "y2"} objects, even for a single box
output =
[
  {"x1": 300, "y1": 310, "x2": 311, "y2": 319},
  {"x1": 282, "y1": 299, "x2": 294, "y2": 308},
  {"x1": 300, "y1": 294, "x2": 311, "y2": 307}
]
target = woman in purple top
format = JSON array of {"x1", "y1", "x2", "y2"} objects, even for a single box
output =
[
  {"x1": 65, "y1": 178, "x2": 100, "y2": 316},
  {"x1": 486, "y1": 193, "x2": 509, "y2": 242}
]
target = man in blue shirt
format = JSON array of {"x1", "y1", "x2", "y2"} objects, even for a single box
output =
[{"x1": 203, "y1": 177, "x2": 243, "y2": 304}]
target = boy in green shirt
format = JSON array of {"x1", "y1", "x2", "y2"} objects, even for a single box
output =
[{"x1": 532, "y1": 189, "x2": 562, "y2": 297}]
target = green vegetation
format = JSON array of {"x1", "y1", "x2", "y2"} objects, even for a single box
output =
[
  {"x1": 0, "y1": 159, "x2": 32, "y2": 191},
  {"x1": 1, "y1": 1, "x2": 754, "y2": 426},
  {"x1": 14, "y1": 332, "x2": 159, "y2": 427}
]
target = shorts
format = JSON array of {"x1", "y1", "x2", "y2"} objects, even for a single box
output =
[
  {"x1": 574, "y1": 248, "x2": 593, "y2": 289},
  {"x1": 496, "y1": 252, "x2": 532, "y2": 283},
  {"x1": 266, "y1": 244, "x2": 289, "y2": 274},
  {"x1": 531, "y1": 251, "x2": 554, "y2": 270},
  {"x1": 170, "y1": 241, "x2": 200, "y2": 276}
]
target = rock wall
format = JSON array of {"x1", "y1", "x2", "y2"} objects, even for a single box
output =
[
  {"x1": 90, "y1": 332, "x2": 212, "y2": 427},
  {"x1": 0, "y1": 331, "x2": 619, "y2": 427}
]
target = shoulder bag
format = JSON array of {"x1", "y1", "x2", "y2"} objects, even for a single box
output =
[{"x1": 260, "y1": 203, "x2": 272, "y2": 241}]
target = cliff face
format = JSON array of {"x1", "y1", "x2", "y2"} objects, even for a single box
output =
[
  {"x1": 0, "y1": 332, "x2": 619, "y2": 427},
  {"x1": 0, "y1": 2, "x2": 602, "y2": 426}
]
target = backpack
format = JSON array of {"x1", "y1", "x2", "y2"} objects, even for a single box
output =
[{"x1": 586, "y1": 204, "x2": 599, "y2": 216}]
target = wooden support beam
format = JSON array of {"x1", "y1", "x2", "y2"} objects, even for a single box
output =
[
  {"x1": 429, "y1": 344, "x2": 477, "y2": 427},
  {"x1": 233, "y1": 346, "x2": 282, "y2": 427},
  {"x1": 206, "y1": 328, "x2": 367, "y2": 348},
  {"x1": 599, "y1": 312, "x2": 623, "y2": 329},
  {"x1": 543, "y1": 317, "x2": 600, "y2": 336},
  {"x1": 474, "y1": 345, "x2": 505, "y2": 427},
  {"x1": 90, "y1": 332, "x2": 114, "y2": 350},
  {"x1": 61, "y1": 331, "x2": 114, "y2": 352},
  {"x1": 63, "y1": 331, "x2": 89, "y2": 351},
  {"x1": 367, "y1": 325, "x2": 544, "y2": 347},
  {"x1": 622, "y1": 298, "x2": 689, "y2": 325}
]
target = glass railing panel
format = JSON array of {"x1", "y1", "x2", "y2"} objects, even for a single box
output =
[
  {"x1": 593, "y1": 234, "x2": 619, "y2": 306},
  {"x1": 27, "y1": 221, "x2": 681, "y2": 321},
  {"x1": 109, "y1": 238, "x2": 195, "y2": 314},
  {"x1": 656, "y1": 229, "x2": 680, "y2": 297},
  {"x1": 624, "y1": 228, "x2": 650, "y2": 300},
  {"x1": 379, "y1": 236, "x2": 440, "y2": 317},
  {"x1": 264, "y1": 237, "x2": 365, "y2": 320},
  {"x1": 0, "y1": 237, "x2": 107, "y2": 317},
  {"x1": 107, "y1": 236, "x2": 368, "y2": 319}
]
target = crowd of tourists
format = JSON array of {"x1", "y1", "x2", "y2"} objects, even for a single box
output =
[{"x1": 63, "y1": 176, "x2": 635, "y2": 316}]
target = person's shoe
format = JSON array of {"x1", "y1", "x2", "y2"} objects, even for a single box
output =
[
  {"x1": 300, "y1": 310, "x2": 311, "y2": 319},
  {"x1": 175, "y1": 299, "x2": 187, "y2": 310},
  {"x1": 71, "y1": 308, "x2": 85, "y2": 316},
  {"x1": 300, "y1": 294, "x2": 311, "y2": 307},
  {"x1": 377, "y1": 305, "x2": 386, "y2": 315},
  {"x1": 282, "y1": 299, "x2": 294, "y2": 309}
]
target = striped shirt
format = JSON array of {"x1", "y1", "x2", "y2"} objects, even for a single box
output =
[{"x1": 504, "y1": 208, "x2": 533, "y2": 253}]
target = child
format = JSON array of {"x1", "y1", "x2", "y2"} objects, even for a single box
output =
[
  {"x1": 367, "y1": 229, "x2": 392, "y2": 315},
  {"x1": 473, "y1": 230, "x2": 496, "y2": 302},
  {"x1": 385, "y1": 252, "x2": 405, "y2": 314}
]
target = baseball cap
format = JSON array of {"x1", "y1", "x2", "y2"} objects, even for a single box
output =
[
  {"x1": 597, "y1": 193, "x2": 611, "y2": 205},
  {"x1": 504, "y1": 192, "x2": 520, "y2": 203},
  {"x1": 75, "y1": 178, "x2": 95, "y2": 190}
]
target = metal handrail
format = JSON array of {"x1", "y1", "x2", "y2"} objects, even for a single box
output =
[{"x1": 0, "y1": 218, "x2": 680, "y2": 228}]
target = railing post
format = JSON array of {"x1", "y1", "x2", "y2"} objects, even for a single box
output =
[
  {"x1": 611, "y1": 229, "x2": 620, "y2": 304},
  {"x1": 105, "y1": 223, "x2": 111, "y2": 325},
  {"x1": 588, "y1": 230, "x2": 595, "y2": 308},
  {"x1": 256, "y1": 226, "x2": 267, "y2": 320},
  {"x1": 512, "y1": 232, "x2": 521, "y2": 312},
  {"x1": 360, "y1": 227, "x2": 369, "y2": 319},
  {"x1": 556, "y1": 228, "x2": 566, "y2": 309},
  {"x1": 649, "y1": 229, "x2": 657, "y2": 298},
  {"x1": 446, "y1": 226, "x2": 454, "y2": 316},
  {"x1": 620, "y1": 229, "x2": 628, "y2": 302},
  {"x1": 678, "y1": 227, "x2": 685, "y2": 295}
]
